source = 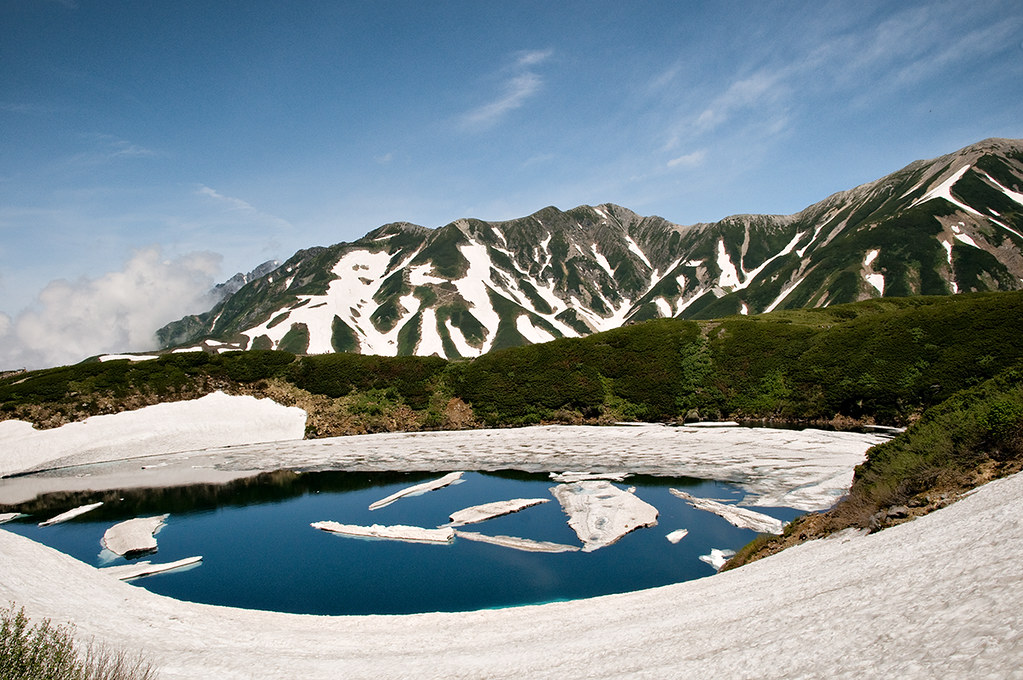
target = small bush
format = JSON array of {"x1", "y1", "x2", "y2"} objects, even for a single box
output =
[{"x1": 0, "y1": 604, "x2": 157, "y2": 680}]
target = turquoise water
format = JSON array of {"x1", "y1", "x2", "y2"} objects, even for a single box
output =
[{"x1": 3, "y1": 471, "x2": 802, "y2": 615}]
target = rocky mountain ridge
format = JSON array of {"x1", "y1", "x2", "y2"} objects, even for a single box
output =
[{"x1": 158, "y1": 137, "x2": 1023, "y2": 358}]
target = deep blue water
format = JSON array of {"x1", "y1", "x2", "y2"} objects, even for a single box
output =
[{"x1": 3, "y1": 471, "x2": 802, "y2": 615}]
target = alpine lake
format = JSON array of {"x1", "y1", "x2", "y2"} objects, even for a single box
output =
[{"x1": 1, "y1": 467, "x2": 805, "y2": 615}]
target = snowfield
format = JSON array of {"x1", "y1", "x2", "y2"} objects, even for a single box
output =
[
  {"x1": 0, "y1": 391, "x2": 307, "y2": 479},
  {"x1": 1, "y1": 393, "x2": 1020, "y2": 677},
  {"x1": 0, "y1": 412, "x2": 885, "y2": 507},
  {"x1": 1, "y1": 468, "x2": 1020, "y2": 678}
]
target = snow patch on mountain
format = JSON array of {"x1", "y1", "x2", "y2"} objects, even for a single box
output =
[
  {"x1": 717, "y1": 240, "x2": 742, "y2": 289},
  {"x1": 454, "y1": 241, "x2": 502, "y2": 355},
  {"x1": 624, "y1": 234, "x2": 652, "y2": 269},
  {"x1": 955, "y1": 233, "x2": 979, "y2": 248},
  {"x1": 978, "y1": 169, "x2": 1023, "y2": 205},
  {"x1": 909, "y1": 164, "x2": 982, "y2": 217},
  {"x1": 764, "y1": 276, "x2": 805, "y2": 313},
  {"x1": 516, "y1": 315, "x2": 555, "y2": 344},
  {"x1": 409, "y1": 264, "x2": 446, "y2": 285},
  {"x1": 591, "y1": 244, "x2": 616, "y2": 278}
]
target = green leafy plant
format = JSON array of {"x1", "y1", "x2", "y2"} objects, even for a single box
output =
[{"x1": 0, "y1": 604, "x2": 157, "y2": 680}]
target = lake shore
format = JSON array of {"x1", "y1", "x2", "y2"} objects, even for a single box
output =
[
  {"x1": 2, "y1": 393, "x2": 1019, "y2": 678},
  {"x1": 2, "y1": 468, "x2": 1020, "y2": 678}
]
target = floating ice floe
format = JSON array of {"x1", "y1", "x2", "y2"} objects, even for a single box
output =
[
  {"x1": 666, "y1": 528, "x2": 689, "y2": 544},
  {"x1": 549, "y1": 471, "x2": 631, "y2": 483},
  {"x1": 454, "y1": 531, "x2": 579, "y2": 553},
  {"x1": 699, "y1": 548, "x2": 735, "y2": 570},
  {"x1": 38, "y1": 502, "x2": 104, "y2": 527},
  {"x1": 311, "y1": 521, "x2": 455, "y2": 544},
  {"x1": 99, "y1": 556, "x2": 203, "y2": 581},
  {"x1": 670, "y1": 489, "x2": 784, "y2": 534},
  {"x1": 368, "y1": 471, "x2": 465, "y2": 511},
  {"x1": 551, "y1": 480, "x2": 658, "y2": 552},
  {"x1": 446, "y1": 498, "x2": 549, "y2": 527},
  {"x1": 0, "y1": 512, "x2": 20, "y2": 524},
  {"x1": 101, "y1": 514, "x2": 169, "y2": 557}
]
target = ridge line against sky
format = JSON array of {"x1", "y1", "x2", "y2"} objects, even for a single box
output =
[{"x1": 1, "y1": 0, "x2": 1022, "y2": 369}]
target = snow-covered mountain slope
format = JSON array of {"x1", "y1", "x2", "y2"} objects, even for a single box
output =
[{"x1": 158, "y1": 138, "x2": 1023, "y2": 358}]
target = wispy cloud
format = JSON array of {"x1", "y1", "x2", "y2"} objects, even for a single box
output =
[
  {"x1": 667, "y1": 149, "x2": 706, "y2": 169},
  {"x1": 197, "y1": 185, "x2": 258, "y2": 212},
  {"x1": 0, "y1": 101, "x2": 57, "y2": 115},
  {"x1": 694, "y1": 69, "x2": 787, "y2": 134},
  {"x1": 461, "y1": 49, "x2": 554, "y2": 131},
  {"x1": 196, "y1": 184, "x2": 294, "y2": 234},
  {"x1": 64, "y1": 134, "x2": 158, "y2": 167}
]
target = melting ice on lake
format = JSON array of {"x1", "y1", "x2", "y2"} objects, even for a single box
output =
[{"x1": 2, "y1": 470, "x2": 804, "y2": 615}]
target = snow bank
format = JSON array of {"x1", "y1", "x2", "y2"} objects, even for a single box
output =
[
  {"x1": 0, "y1": 424, "x2": 885, "y2": 509},
  {"x1": 0, "y1": 391, "x2": 307, "y2": 478},
  {"x1": 3, "y1": 470, "x2": 1022, "y2": 678}
]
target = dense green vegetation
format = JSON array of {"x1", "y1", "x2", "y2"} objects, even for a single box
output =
[
  {"x1": 850, "y1": 362, "x2": 1023, "y2": 510},
  {"x1": 726, "y1": 361, "x2": 1023, "y2": 569},
  {"x1": 4, "y1": 290, "x2": 1023, "y2": 566},
  {"x1": 4, "y1": 291, "x2": 1023, "y2": 433}
]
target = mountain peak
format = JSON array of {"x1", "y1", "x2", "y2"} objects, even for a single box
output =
[{"x1": 158, "y1": 137, "x2": 1023, "y2": 358}]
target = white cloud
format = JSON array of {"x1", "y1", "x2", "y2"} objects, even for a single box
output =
[
  {"x1": 0, "y1": 248, "x2": 222, "y2": 370},
  {"x1": 461, "y1": 49, "x2": 553, "y2": 131},
  {"x1": 695, "y1": 69, "x2": 786, "y2": 133},
  {"x1": 197, "y1": 185, "x2": 258, "y2": 212},
  {"x1": 65, "y1": 134, "x2": 158, "y2": 166},
  {"x1": 667, "y1": 150, "x2": 707, "y2": 169},
  {"x1": 515, "y1": 48, "x2": 554, "y2": 68}
]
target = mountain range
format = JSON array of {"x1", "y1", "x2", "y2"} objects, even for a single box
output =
[{"x1": 158, "y1": 137, "x2": 1023, "y2": 359}]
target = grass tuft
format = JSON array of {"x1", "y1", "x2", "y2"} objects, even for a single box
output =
[{"x1": 0, "y1": 604, "x2": 157, "y2": 680}]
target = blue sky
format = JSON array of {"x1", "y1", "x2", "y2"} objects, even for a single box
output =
[{"x1": 1, "y1": 0, "x2": 1022, "y2": 368}]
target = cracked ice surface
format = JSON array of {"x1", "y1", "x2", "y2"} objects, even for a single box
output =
[
  {"x1": 550, "y1": 480, "x2": 658, "y2": 552},
  {"x1": 0, "y1": 424, "x2": 886, "y2": 508},
  {"x1": 670, "y1": 489, "x2": 784, "y2": 534},
  {"x1": 102, "y1": 515, "x2": 169, "y2": 557},
  {"x1": 445, "y1": 498, "x2": 549, "y2": 527}
]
